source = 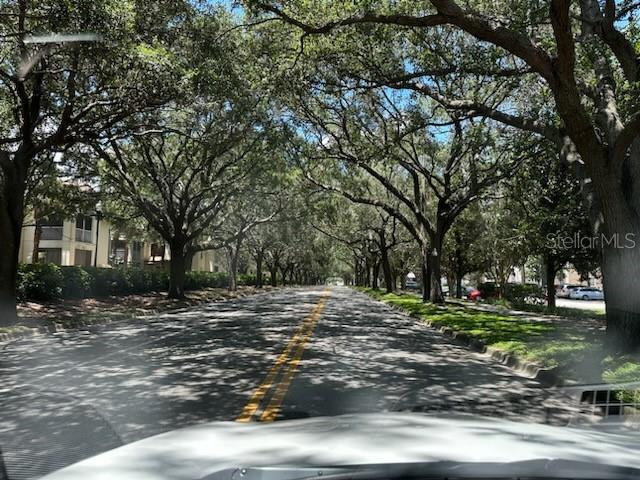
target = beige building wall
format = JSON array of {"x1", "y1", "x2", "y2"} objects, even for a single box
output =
[
  {"x1": 19, "y1": 217, "x2": 111, "y2": 267},
  {"x1": 19, "y1": 214, "x2": 228, "y2": 274},
  {"x1": 560, "y1": 266, "x2": 603, "y2": 288},
  {"x1": 191, "y1": 249, "x2": 225, "y2": 273}
]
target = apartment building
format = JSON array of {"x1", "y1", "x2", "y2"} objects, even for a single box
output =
[
  {"x1": 110, "y1": 234, "x2": 225, "y2": 272},
  {"x1": 19, "y1": 215, "x2": 226, "y2": 273},
  {"x1": 19, "y1": 213, "x2": 111, "y2": 267}
]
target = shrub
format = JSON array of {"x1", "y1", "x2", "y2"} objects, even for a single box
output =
[
  {"x1": 61, "y1": 266, "x2": 92, "y2": 298},
  {"x1": 18, "y1": 263, "x2": 64, "y2": 301},
  {"x1": 148, "y1": 269, "x2": 170, "y2": 291},
  {"x1": 238, "y1": 274, "x2": 257, "y2": 286},
  {"x1": 478, "y1": 282, "x2": 499, "y2": 299},
  {"x1": 123, "y1": 268, "x2": 152, "y2": 294},
  {"x1": 83, "y1": 266, "x2": 130, "y2": 296},
  {"x1": 17, "y1": 263, "x2": 231, "y2": 302},
  {"x1": 184, "y1": 271, "x2": 228, "y2": 290},
  {"x1": 505, "y1": 283, "x2": 545, "y2": 305}
]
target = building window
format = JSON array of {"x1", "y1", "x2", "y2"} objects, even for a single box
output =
[
  {"x1": 40, "y1": 215, "x2": 63, "y2": 240},
  {"x1": 113, "y1": 247, "x2": 127, "y2": 265},
  {"x1": 37, "y1": 248, "x2": 62, "y2": 265},
  {"x1": 75, "y1": 215, "x2": 93, "y2": 243},
  {"x1": 131, "y1": 241, "x2": 143, "y2": 264},
  {"x1": 150, "y1": 243, "x2": 165, "y2": 261},
  {"x1": 74, "y1": 249, "x2": 92, "y2": 266}
]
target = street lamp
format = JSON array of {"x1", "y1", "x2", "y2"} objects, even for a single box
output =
[{"x1": 93, "y1": 202, "x2": 104, "y2": 267}]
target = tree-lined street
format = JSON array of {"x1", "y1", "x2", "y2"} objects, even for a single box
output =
[
  {"x1": 0, "y1": 287, "x2": 581, "y2": 479},
  {"x1": 2, "y1": 1, "x2": 640, "y2": 478}
]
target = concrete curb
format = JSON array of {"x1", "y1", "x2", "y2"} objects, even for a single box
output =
[
  {"x1": 377, "y1": 300, "x2": 563, "y2": 387},
  {"x1": 1, "y1": 288, "x2": 273, "y2": 346}
]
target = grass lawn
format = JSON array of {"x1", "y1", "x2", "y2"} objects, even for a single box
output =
[
  {"x1": 481, "y1": 297, "x2": 605, "y2": 322},
  {"x1": 356, "y1": 287, "x2": 640, "y2": 385}
]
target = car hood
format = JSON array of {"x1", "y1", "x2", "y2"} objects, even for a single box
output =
[{"x1": 41, "y1": 413, "x2": 640, "y2": 480}]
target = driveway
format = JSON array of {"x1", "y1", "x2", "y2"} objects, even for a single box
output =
[{"x1": 0, "y1": 287, "x2": 582, "y2": 479}]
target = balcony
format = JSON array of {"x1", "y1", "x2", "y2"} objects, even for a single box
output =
[
  {"x1": 41, "y1": 226, "x2": 63, "y2": 240},
  {"x1": 75, "y1": 228, "x2": 93, "y2": 243}
]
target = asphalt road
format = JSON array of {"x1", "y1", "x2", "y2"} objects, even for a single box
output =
[{"x1": 0, "y1": 287, "x2": 583, "y2": 479}]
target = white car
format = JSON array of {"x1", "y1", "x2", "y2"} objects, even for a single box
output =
[
  {"x1": 40, "y1": 413, "x2": 640, "y2": 480},
  {"x1": 405, "y1": 278, "x2": 419, "y2": 289},
  {"x1": 557, "y1": 284, "x2": 582, "y2": 298},
  {"x1": 569, "y1": 287, "x2": 604, "y2": 300}
]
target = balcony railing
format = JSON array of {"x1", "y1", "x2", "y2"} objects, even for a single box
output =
[
  {"x1": 75, "y1": 228, "x2": 93, "y2": 243},
  {"x1": 41, "y1": 226, "x2": 63, "y2": 240}
]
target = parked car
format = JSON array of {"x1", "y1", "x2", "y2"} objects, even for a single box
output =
[
  {"x1": 405, "y1": 278, "x2": 419, "y2": 289},
  {"x1": 557, "y1": 284, "x2": 582, "y2": 298},
  {"x1": 569, "y1": 287, "x2": 604, "y2": 300},
  {"x1": 460, "y1": 285, "x2": 482, "y2": 301}
]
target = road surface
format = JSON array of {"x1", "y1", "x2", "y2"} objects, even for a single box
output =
[{"x1": 0, "y1": 287, "x2": 582, "y2": 479}]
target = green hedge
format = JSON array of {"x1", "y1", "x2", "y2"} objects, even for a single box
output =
[
  {"x1": 478, "y1": 282, "x2": 499, "y2": 299},
  {"x1": 17, "y1": 263, "x2": 64, "y2": 301},
  {"x1": 504, "y1": 283, "x2": 545, "y2": 305},
  {"x1": 477, "y1": 282, "x2": 544, "y2": 304},
  {"x1": 184, "y1": 271, "x2": 228, "y2": 289},
  {"x1": 238, "y1": 273, "x2": 257, "y2": 286},
  {"x1": 17, "y1": 264, "x2": 243, "y2": 301}
]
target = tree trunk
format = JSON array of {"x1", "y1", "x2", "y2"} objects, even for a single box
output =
[
  {"x1": 269, "y1": 264, "x2": 278, "y2": 286},
  {"x1": 380, "y1": 246, "x2": 394, "y2": 293},
  {"x1": 544, "y1": 254, "x2": 556, "y2": 310},
  {"x1": 168, "y1": 248, "x2": 187, "y2": 299},
  {"x1": 365, "y1": 258, "x2": 371, "y2": 288},
  {"x1": 227, "y1": 235, "x2": 243, "y2": 292},
  {"x1": 427, "y1": 230, "x2": 445, "y2": 304},
  {"x1": 372, "y1": 261, "x2": 380, "y2": 290},
  {"x1": 421, "y1": 251, "x2": 430, "y2": 302},
  {"x1": 598, "y1": 200, "x2": 640, "y2": 351},
  {"x1": 429, "y1": 248, "x2": 444, "y2": 304},
  {"x1": 0, "y1": 151, "x2": 28, "y2": 327},
  {"x1": 32, "y1": 214, "x2": 42, "y2": 264},
  {"x1": 255, "y1": 250, "x2": 264, "y2": 288},
  {"x1": 227, "y1": 248, "x2": 238, "y2": 292},
  {"x1": 456, "y1": 275, "x2": 463, "y2": 299}
]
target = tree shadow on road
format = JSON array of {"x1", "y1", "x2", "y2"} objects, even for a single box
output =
[{"x1": 0, "y1": 289, "x2": 325, "y2": 479}]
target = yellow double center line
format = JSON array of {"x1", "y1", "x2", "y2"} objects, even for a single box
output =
[{"x1": 236, "y1": 290, "x2": 331, "y2": 423}]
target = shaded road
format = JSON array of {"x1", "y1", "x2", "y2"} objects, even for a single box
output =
[{"x1": 0, "y1": 287, "x2": 581, "y2": 479}]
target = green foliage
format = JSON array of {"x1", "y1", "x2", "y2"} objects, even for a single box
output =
[
  {"x1": 16, "y1": 264, "x2": 246, "y2": 301},
  {"x1": 82, "y1": 267, "x2": 133, "y2": 297},
  {"x1": 184, "y1": 271, "x2": 228, "y2": 289},
  {"x1": 121, "y1": 268, "x2": 169, "y2": 293},
  {"x1": 18, "y1": 264, "x2": 64, "y2": 301},
  {"x1": 61, "y1": 266, "x2": 93, "y2": 298},
  {"x1": 238, "y1": 273, "x2": 258, "y2": 286},
  {"x1": 477, "y1": 282, "x2": 499, "y2": 299},
  {"x1": 357, "y1": 287, "x2": 606, "y2": 382},
  {"x1": 504, "y1": 283, "x2": 545, "y2": 305},
  {"x1": 603, "y1": 361, "x2": 640, "y2": 384}
]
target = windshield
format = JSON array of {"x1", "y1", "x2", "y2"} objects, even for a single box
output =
[{"x1": 1, "y1": 1, "x2": 640, "y2": 479}]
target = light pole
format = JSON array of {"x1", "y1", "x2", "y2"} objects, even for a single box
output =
[{"x1": 93, "y1": 202, "x2": 104, "y2": 267}]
